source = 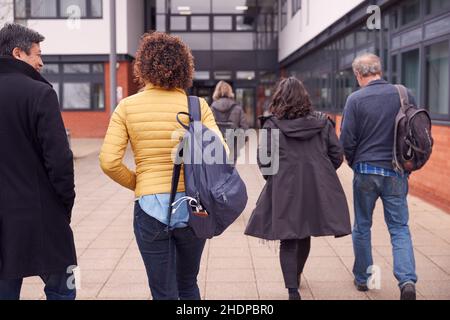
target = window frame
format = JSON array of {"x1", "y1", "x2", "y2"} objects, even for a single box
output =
[
  {"x1": 43, "y1": 62, "x2": 106, "y2": 112},
  {"x1": 14, "y1": 0, "x2": 103, "y2": 20}
]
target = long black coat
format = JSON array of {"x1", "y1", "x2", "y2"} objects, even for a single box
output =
[
  {"x1": 245, "y1": 112, "x2": 351, "y2": 240},
  {"x1": 0, "y1": 57, "x2": 77, "y2": 280}
]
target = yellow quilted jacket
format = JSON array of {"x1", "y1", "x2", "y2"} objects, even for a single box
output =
[{"x1": 99, "y1": 84, "x2": 225, "y2": 197}]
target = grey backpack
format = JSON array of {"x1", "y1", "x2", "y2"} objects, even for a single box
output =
[{"x1": 168, "y1": 96, "x2": 248, "y2": 239}]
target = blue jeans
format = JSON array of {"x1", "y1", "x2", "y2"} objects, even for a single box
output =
[
  {"x1": 352, "y1": 173, "x2": 417, "y2": 288},
  {"x1": 133, "y1": 202, "x2": 206, "y2": 300},
  {"x1": 0, "y1": 272, "x2": 76, "y2": 300}
]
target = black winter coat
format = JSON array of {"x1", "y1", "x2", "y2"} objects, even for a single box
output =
[
  {"x1": 245, "y1": 112, "x2": 352, "y2": 240},
  {"x1": 0, "y1": 57, "x2": 77, "y2": 280}
]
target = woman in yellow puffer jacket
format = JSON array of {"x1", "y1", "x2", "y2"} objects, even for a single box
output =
[{"x1": 99, "y1": 32, "x2": 224, "y2": 300}]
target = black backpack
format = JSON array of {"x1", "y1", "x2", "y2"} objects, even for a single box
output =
[
  {"x1": 212, "y1": 104, "x2": 238, "y2": 139},
  {"x1": 393, "y1": 85, "x2": 434, "y2": 174}
]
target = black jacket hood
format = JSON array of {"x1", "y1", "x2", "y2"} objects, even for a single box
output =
[{"x1": 268, "y1": 112, "x2": 329, "y2": 140}]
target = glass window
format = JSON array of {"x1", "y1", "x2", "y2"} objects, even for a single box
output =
[
  {"x1": 391, "y1": 55, "x2": 398, "y2": 84},
  {"x1": 91, "y1": 0, "x2": 103, "y2": 17},
  {"x1": 191, "y1": 16, "x2": 210, "y2": 30},
  {"x1": 401, "y1": 0, "x2": 420, "y2": 26},
  {"x1": 426, "y1": 41, "x2": 449, "y2": 116},
  {"x1": 156, "y1": 0, "x2": 166, "y2": 14},
  {"x1": 156, "y1": 15, "x2": 166, "y2": 31},
  {"x1": 402, "y1": 49, "x2": 420, "y2": 102},
  {"x1": 214, "y1": 16, "x2": 232, "y2": 30},
  {"x1": 93, "y1": 83, "x2": 105, "y2": 110},
  {"x1": 214, "y1": 71, "x2": 232, "y2": 80},
  {"x1": 63, "y1": 64, "x2": 90, "y2": 73},
  {"x1": 355, "y1": 28, "x2": 368, "y2": 47},
  {"x1": 236, "y1": 16, "x2": 255, "y2": 31},
  {"x1": 427, "y1": 0, "x2": 450, "y2": 15},
  {"x1": 345, "y1": 34, "x2": 354, "y2": 50},
  {"x1": 281, "y1": 0, "x2": 288, "y2": 29},
  {"x1": 60, "y1": 0, "x2": 87, "y2": 17},
  {"x1": 42, "y1": 64, "x2": 60, "y2": 74},
  {"x1": 213, "y1": 33, "x2": 254, "y2": 50},
  {"x1": 14, "y1": 0, "x2": 26, "y2": 18},
  {"x1": 171, "y1": 0, "x2": 210, "y2": 14},
  {"x1": 92, "y1": 64, "x2": 104, "y2": 73},
  {"x1": 170, "y1": 16, "x2": 187, "y2": 30},
  {"x1": 237, "y1": 71, "x2": 256, "y2": 80},
  {"x1": 63, "y1": 83, "x2": 91, "y2": 110},
  {"x1": 292, "y1": 0, "x2": 302, "y2": 17},
  {"x1": 194, "y1": 71, "x2": 210, "y2": 80},
  {"x1": 31, "y1": 0, "x2": 57, "y2": 17},
  {"x1": 172, "y1": 33, "x2": 211, "y2": 50}
]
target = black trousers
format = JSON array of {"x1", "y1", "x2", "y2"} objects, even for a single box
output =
[{"x1": 279, "y1": 237, "x2": 311, "y2": 289}]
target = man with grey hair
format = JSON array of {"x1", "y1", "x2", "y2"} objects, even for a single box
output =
[
  {"x1": 0, "y1": 23, "x2": 77, "y2": 300},
  {"x1": 340, "y1": 53, "x2": 418, "y2": 300}
]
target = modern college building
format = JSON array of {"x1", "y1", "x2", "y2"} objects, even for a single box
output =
[{"x1": 1, "y1": 0, "x2": 450, "y2": 211}]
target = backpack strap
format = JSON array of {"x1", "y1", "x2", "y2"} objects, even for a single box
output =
[
  {"x1": 395, "y1": 85, "x2": 410, "y2": 112},
  {"x1": 168, "y1": 96, "x2": 202, "y2": 221},
  {"x1": 188, "y1": 96, "x2": 202, "y2": 122}
]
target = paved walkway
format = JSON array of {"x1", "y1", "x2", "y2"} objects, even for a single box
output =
[{"x1": 21, "y1": 139, "x2": 450, "y2": 300}]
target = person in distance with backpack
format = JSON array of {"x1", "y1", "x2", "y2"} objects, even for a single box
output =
[
  {"x1": 340, "y1": 53, "x2": 420, "y2": 300},
  {"x1": 211, "y1": 81, "x2": 249, "y2": 163},
  {"x1": 99, "y1": 32, "x2": 225, "y2": 300}
]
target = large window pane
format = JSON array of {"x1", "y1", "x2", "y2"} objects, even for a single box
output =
[
  {"x1": 213, "y1": 33, "x2": 254, "y2": 50},
  {"x1": 171, "y1": 16, "x2": 187, "y2": 30},
  {"x1": 60, "y1": 0, "x2": 87, "y2": 18},
  {"x1": 14, "y1": 0, "x2": 26, "y2": 18},
  {"x1": 156, "y1": 15, "x2": 166, "y2": 31},
  {"x1": 31, "y1": 0, "x2": 57, "y2": 17},
  {"x1": 214, "y1": 16, "x2": 232, "y2": 30},
  {"x1": 171, "y1": 0, "x2": 210, "y2": 14},
  {"x1": 172, "y1": 33, "x2": 211, "y2": 50},
  {"x1": 426, "y1": 41, "x2": 449, "y2": 115},
  {"x1": 63, "y1": 64, "x2": 90, "y2": 73},
  {"x1": 63, "y1": 83, "x2": 91, "y2": 109},
  {"x1": 401, "y1": 0, "x2": 420, "y2": 26},
  {"x1": 191, "y1": 16, "x2": 210, "y2": 30},
  {"x1": 42, "y1": 64, "x2": 60, "y2": 74},
  {"x1": 90, "y1": 0, "x2": 103, "y2": 17},
  {"x1": 402, "y1": 49, "x2": 420, "y2": 101},
  {"x1": 236, "y1": 16, "x2": 255, "y2": 31},
  {"x1": 427, "y1": 0, "x2": 450, "y2": 15},
  {"x1": 93, "y1": 83, "x2": 105, "y2": 110}
]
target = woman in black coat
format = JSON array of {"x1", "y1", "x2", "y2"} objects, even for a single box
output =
[{"x1": 245, "y1": 77, "x2": 351, "y2": 300}]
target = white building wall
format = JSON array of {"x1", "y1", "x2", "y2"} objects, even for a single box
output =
[
  {"x1": 14, "y1": 0, "x2": 144, "y2": 57},
  {"x1": 279, "y1": 0, "x2": 366, "y2": 62},
  {"x1": 0, "y1": 0, "x2": 14, "y2": 25}
]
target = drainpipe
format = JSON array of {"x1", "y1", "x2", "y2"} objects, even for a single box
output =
[{"x1": 109, "y1": 0, "x2": 117, "y2": 115}]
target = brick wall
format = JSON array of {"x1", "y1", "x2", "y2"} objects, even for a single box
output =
[
  {"x1": 61, "y1": 60, "x2": 138, "y2": 138},
  {"x1": 335, "y1": 114, "x2": 450, "y2": 213}
]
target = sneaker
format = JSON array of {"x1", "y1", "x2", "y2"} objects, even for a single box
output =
[
  {"x1": 354, "y1": 279, "x2": 369, "y2": 292},
  {"x1": 400, "y1": 283, "x2": 416, "y2": 300}
]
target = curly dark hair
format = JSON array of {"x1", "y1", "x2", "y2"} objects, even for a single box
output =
[
  {"x1": 134, "y1": 32, "x2": 194, "y2": 90},
  {"x1": 270, "y1": 77, "x2": 313, "y2": 120}
]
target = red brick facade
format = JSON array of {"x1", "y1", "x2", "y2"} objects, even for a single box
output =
[
  {"x1": 335, "y1": 114, "x2": 450, "y2": 213},
  {"x1": 61, "y1": 60, "x2": 139, "y2": 138}
]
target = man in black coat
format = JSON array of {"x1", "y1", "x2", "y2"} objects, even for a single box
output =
[{"x1": 0, "y1": 24, "x2": 77, "y2": 300}]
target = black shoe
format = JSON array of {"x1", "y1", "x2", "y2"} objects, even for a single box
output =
[
  {"x1": 400, "y1": 284, "x2": 416, "y2": 300},
  {"x1": 289, "y1": 291, "x2": 302, "y2": 301},
  {"x1": 354, "y1": 280, "x2": 369, "y2": 292}
]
